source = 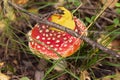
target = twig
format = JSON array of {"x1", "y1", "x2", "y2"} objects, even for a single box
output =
[
  {"x1": 8, "y1": 1, "x2": 120, "y2": 58},
  {"x1": 40, "y1": 8, "x2": 64, "y2": 20}
]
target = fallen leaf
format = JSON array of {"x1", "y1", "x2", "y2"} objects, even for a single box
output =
[
  {"x1": 97, "y1": 34, "x2": 111, "y2": 49},
  {"x1": 101, "y1": 0, "x2": 118, "y2": 8},
  {"x1": 0, "y1": 62, "x2": 4, "y2": 67},
  {"x1": 54, "y1": 60, "x2": 67, "y2": 71},
  {"x1": 0, "y1": 20, "x2": 6, "y2": 32},
  {"x1": 80, "y1": 70, "x2": 91, "y2": 80},
  {"x1": 0, "y1": 73, "x2": 10, "y2": 80},
  {"x1": 5, "y1": 9, "x2": 16, "y2": 21},
  {"x1": 3, "y1": 1, "x2": 16, "y2": 21},
  {"x1": 12, "y1": 0, "x2": 29, "y2": 5},
  {"x1": 97, "y1": 35, "x2": 120, "y2": 54},
  {"x1": 111, "y1": 39, "x2": 120, "y2": 54}
]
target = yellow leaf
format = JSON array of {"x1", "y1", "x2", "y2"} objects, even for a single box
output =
[
  {"x1": 97, "y1": 34, "x2": 111, "y2": 48},
  {"x1": 0, "y1": 73, "x2": 10, "y2": 80},
  {"x1": 51, "y1": 7, "x2": 75, "y2": 31}
]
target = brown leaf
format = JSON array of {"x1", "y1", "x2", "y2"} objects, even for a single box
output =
[
  {"x1": 101, "y1": 0, "x2": 118, "y2": 8},
  {"x1": 80, "y1": 70, "x2": 91, "y2": 80},
  {"x1": 111, "y1": 39, "x2": 120, "y2": 54},
  {"x1": 0, "y1": 62, "x2": 4, "y2": 67},
  {"x1": 0, "y1": 73, "x2": 10, "y2": 80}
]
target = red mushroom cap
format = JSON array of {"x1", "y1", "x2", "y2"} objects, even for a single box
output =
[{"x1": 28, "y1": 17, "x2": 86, "y2": 60}]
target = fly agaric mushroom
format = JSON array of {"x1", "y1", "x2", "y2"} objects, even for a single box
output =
[{"x1": 28, "y1": 7, "x2": 86, "y2": 60}]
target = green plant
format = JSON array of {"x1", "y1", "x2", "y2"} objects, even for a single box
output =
[{"x1": 115, "y1": 2, "x2": 120, "y2": 14}]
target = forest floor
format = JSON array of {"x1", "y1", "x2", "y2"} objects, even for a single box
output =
[{"x1": 0, "y1": 0, "x2": 120, "y2": 80}]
